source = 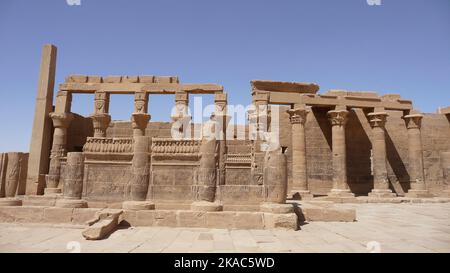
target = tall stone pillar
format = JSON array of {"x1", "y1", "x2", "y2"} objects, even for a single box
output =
[
  {"x1": 403, "y1": 113, "x2": 433, "y2": 197},
  {"x1": 131, "y1": 92, "x2": 150, "y2": 137},
  {"x1": 122, "y1": 136, "x2": 154, "y2": 210},
  {"x1": 214, "y1": 93, "x2": 230, "y2": 188},
  {"x1": 191, "y1": 115, "x2": 221, "y2": 212},
  {"x1": 327, "y1": 109, "x2": 354, "y2": 197},
  {"x1": 249, "y1": 92, "x2": 270, "y2": 185},
  {"x1": 287, "y1": 106, "x2": 312, "y2": 200},
  {"x1": 55, "y1": 152, "x2": 87, "y2": 208},
  {"x1": 45, "y1": 112, "x2": 73, "y2": 195},
  {"x1": 368, "y1": 112, "x2": 396, "y2": 198},
  {"x1": 27, "y1": 44, "x2": 57, "y2": 195}
]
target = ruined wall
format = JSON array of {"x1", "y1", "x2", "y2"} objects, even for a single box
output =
[{"x1": 61, "y1": 110, "x2": 449, "y2": 202}]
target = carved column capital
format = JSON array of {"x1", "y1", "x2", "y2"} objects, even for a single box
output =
[
  {"x1": 287, "y1": 108, "x2": 309, "y2": 125},
  {"x1": 49, "y1": 112, "x2": 74, "y2": 129},
  {"x1": 91, "y1": 113, "x2": 111, "y2": 137},
  {"x1": 131, "y1": 113, "x2": 151, "y2": 136},
  {"x1": 328, "y1": 110, "x2": 349, "y2": 126},
  {"x1": 403, "y1": 113, "x2": 423, "y2": 129},
  {"x1": 368, "y1": 112, "x2": 388, "y2": 128}
]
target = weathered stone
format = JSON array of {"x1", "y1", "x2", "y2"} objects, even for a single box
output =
[
  {"x1": 260, "y1": 203, "x2": 294, "y2": 214},
  {"x1": 264, "y1": 213, "x2": 298, "y2": 229},
  {"x1": 302, "y1": 206, "x2": 356, "y2": 222},
  {"x1": 122, "y1": 201, "x2": 155, "y2": 210},
  {"x1": 191, "y1": 201, "x2": 222, "y2": 212},
  {"x1": 43, "y1": 207, "x2": 73, "y2": 223},
  {"x1": 82, "y1": 210, "x2": 121, "y2": 240}
]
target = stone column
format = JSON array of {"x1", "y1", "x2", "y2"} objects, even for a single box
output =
[
  {"x1": 440, "y1": 151, "x2": 450, "y2": 197},
  {"x1": 403, "y1": 113, "x2": 433, "y2": 197},
  {"x1": 171, "y1": 91, "x2": 191, "y2": 139},
  {"x1": 55, "y1": 152, "x2": 87, "y2": 208},
  {"x1": 45, "y1": 112, "x2": 73, "y2": 195},
  {"x1": 191, "y1": 115, "x2": 222, "y2": 212},
  {"x1": 287, "y1": 106, "x2": 312, "y2": 200},
  {"x1": 327, "y1": 109, "x2": 354, "y2": 197},
  {"x1": 91, "y1": 91, "x2": 111, "y2": 138},
  {"x1": 259, "y1": 134, "x2": 294, "y2": 214},
  {"x1": 131, "y1": 92, "x2": 150, "y2": 137},
  {"x1": 0, "y1": 153, "x2": 23, "y2": 206},
  {"x1": 123, "y1": 136, "x2": 154, "y2": 210},
  {"x1": 27, "y1": 44, "x2": 57, "y2": 195},
  {"x1": 214, "y1": 93, "x2": 230, "y2": 188},
  {"x1": 249, "y1": 92, "x2": 270, "y2": 185},
  {"x1": 368, "y1": 112, "x2": 396, "y2": 198}
]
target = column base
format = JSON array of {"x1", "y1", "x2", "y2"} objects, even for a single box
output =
[
  {"x1": 368, "y1": 189, "x2": 397, "y2": 198},
  {"x1": 289, "y1": 189, "x2": 313, "y2": 200},
  {"x1": 0, "y1": 198, "x2": 22, "y2": 207},
  {"x1": 55, "y1": 199, "x2": 88, "y2": 208},
  {"x1": 260, "y1": 203, "x2": 293, "y2": 214},
  {"x1": 406, "y1": 189, "x2": 434, "y2": 198},
  {"x1": 191, "y1": 201, "x2": 223, "y2": 212},
  {"x1": 44, "y1": 188, "x2": 62, "y2": 195},
  {"x1": 122, "y1": 201, "x2": 155, "y2": 210}
]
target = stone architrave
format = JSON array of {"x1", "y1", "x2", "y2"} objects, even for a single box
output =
[
  {"x1": 56, "y1": 152, "x2": 87, "y2": 208},
  {"x1": 368, "y1": 112, "x2": 396, "y2": 198},
  {"x1": 327, "y1": 109, "x2": 354, "y2": 198},
  {"x1": 287, "y1": 106, "x2": 312, "y2": 200},
  {"x1": 403, "y1": 113, "x2": 433, "y2": 198}
]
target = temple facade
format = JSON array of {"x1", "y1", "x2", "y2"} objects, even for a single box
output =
[{"x1": 1, "y1": 44, "x2": 450, "y2": 231}]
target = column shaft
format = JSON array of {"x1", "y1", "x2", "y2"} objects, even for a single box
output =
[
  {"x1": 287, "y1": 107, "x2": 312, "y2": 199},
  {"x1": 327, "y1": 109, "x2": 354, "y2": 197},
  {"x1": 404, "y1": 113, "x2": 432, "y2": 197}
]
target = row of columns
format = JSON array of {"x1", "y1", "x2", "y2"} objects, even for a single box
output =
[
  {"x1": 44, "y1": 89, "x2": 229, "y2": 196},
  {"x1": 287, "y1": 106, "x2": 431, "y2": 199}
]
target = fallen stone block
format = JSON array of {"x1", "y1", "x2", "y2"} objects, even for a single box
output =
[{"x1": 82, "y1": 209, "x2": 123, "y2": 240}]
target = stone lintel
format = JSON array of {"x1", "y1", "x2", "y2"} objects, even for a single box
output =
[{"x1": 59, "y1": 82, "x2": 223, "y2": 94}]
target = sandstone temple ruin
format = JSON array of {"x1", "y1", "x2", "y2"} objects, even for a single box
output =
[{"x1": 1, "y1": 44, "x2": 450, "y2": 233}]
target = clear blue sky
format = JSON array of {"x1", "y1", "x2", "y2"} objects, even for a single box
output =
[{"x1": 0, "y1": 0, "x2": 449, "y2": 152}]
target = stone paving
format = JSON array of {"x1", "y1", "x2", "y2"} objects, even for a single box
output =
[{"x1": 1, "y1": 203, "x2": 449, "y2": 253}]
